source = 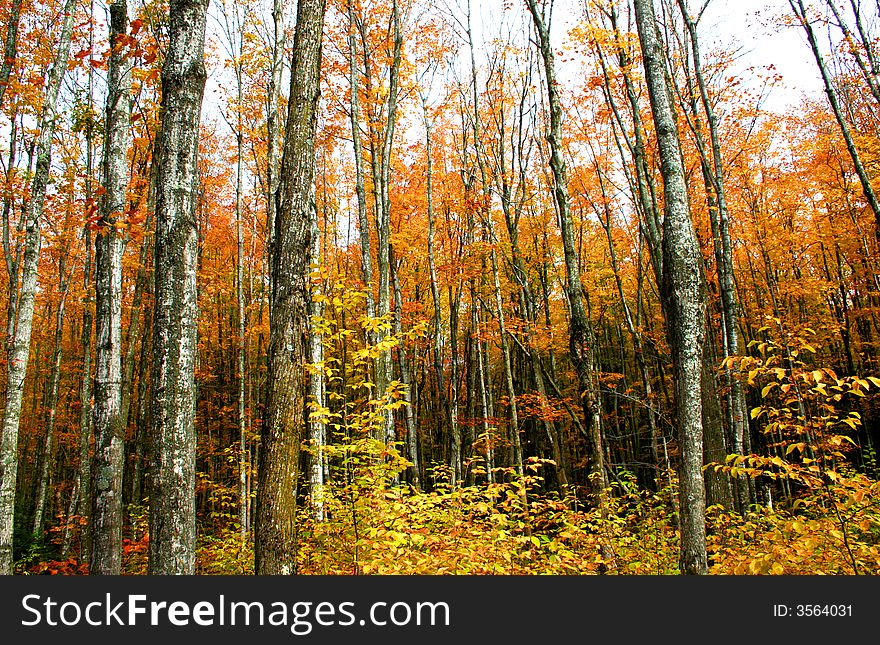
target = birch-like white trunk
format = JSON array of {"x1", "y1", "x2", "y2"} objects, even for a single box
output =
[
  {"x1": 308, "y1": 200, "x2": 325, "y2": 521},
  {"x1": 149, "y1": 0, "x2": 208, "y2": 575},
  {"x1": 91, "y1": 0, "x2": 132, "y2": 575},
  {"x1": 0, "y1": 0, "x2": 76, "y2": 575}
]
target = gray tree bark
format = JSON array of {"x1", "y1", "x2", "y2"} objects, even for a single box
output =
[
  {"x1": 92, "y1": 0, "x2": 132, "y2": 575},
  {"x1": 389, "y1": 246, "x2": 416, "y2": 487},
  {"x1": 0, "y1": 0, "x2": 76, "y2": 575},
  {"x1": 255, "y1": 0, "x2": 325, "y2": 575},
  {"x1": 633, "y1": 0, "x2": 708, "y2": 575},
  {"x1": 0, "y1": 0, "x2": 23, "y2": 112},
  {"x1": 308, "y1": 197, "x2": 326, "y2": 520},
  {"x1": 358, "y1": 0, "x2": 402, "y2": 445},
  {"x1": 32, "y1": 259, "x2": 71, "y2": 538},
  {"x1": 265, "y1": 0, "x2": 285, "y2": 319},
  {"x1": 675, "y1": 0, "x2": 749, "y2": 510},
  {"x1": 148, "y1": 0, "x2": 209, "y2": 575}
]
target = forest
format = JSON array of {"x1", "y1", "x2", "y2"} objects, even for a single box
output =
[{"x1": 0, "y1": 0, "x2": 879, "y2": 576}]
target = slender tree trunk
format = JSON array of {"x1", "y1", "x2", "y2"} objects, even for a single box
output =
[
  {"x1": 308, "y1": 197, "x2": 326, "y2": 520},
  {"x1": 790, "y1": 0, "x2": 880, "y2": 228},
  {"x1": 490, "y1": 247, "x2": 522, "y2": 477},
  {"x1": 33, "y1": 265, "x2": 70, "y2": 538},
  {"x1": 0, "y1": 0, "x2": 76, "y2": 575},
  {"x1": 348, "y1": 0, "x2": 376, "y2": 333},
  {"x1": 64, "y1": 25, "x2": 98, "y2": 554},
  {"x1": 265, "y1": 0, "x2": 285, "y2": 320},
  {"x1": 634, "y1": 0, "x2": 708, "y2": 575},
  {"x1": 476, "y1": 312, "x2": 494, "y2": 483},
  {"x1": 148, "y1": 0, "x2": 209, "y2": 575},
  {"x1": 231, "y1": 28, "x2": 250, "y2": 542},
  {"x1": 526, "y1": 0, "x2": 606, "y2": 495},
  {"x1": 63, "y1": 229, "x2": 93, "y2": 557},
  {"x1": 448, "y1": 282, "x2": 463, "y2": 485},
  {"x1": 424, "y1": 113, "x2": 454, "y2": 483},
  {"x1": 676, "y1": 0, "x2": 749, "y2": 509},
  {"x1": 378, "y1": 1, "x2": 402, "y2": 447},
  {"x1": 92, "y1": 0, "x2": 132, "y2": 575},
  {"x1": 130, "y1": 303, "x2": 152, "y2": 507},
  {"x1": 255, "y1": 0, "x2": 325, "y2": 575},
  {"x1": 390, "y1": 247, "x2": 418, "y2": 489}
]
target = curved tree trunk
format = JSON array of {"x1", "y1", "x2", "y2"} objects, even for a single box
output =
[{"x1": 790, "y1": 0, "x2": 880, "y2": 229}]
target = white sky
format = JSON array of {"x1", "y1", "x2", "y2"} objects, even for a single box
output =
[
  {"x1": 452, "y1": 0, "x2": 828, "y2": 116},
  {"x1": 698, "y1": 0, "x2": 824, "y2": 113},
  {"x1": 200, "y1": 0, "x2": 828, "y2": 124}
]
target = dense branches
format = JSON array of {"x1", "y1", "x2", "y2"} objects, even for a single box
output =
[{"x1": 0, "y1": 0, "x2": 879, "y2": 576}]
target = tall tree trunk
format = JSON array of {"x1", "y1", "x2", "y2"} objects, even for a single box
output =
[
  {"x1": 265, "y1": 0, "x2": 285, "y2": 321},
  {"x1": 476, "y1": 309, "x2": 494, "y2": 483},
  {"x1": 526, "y1": 0, "x2": 606, "y2": 496},
  {"x1": 633, "y1": 0, "x2": 708, "y2": 575},
  {"x1": 232, "y1": 21, "x2": 250, "y2": 543},
  {"x1": 348, "y1": 0, "x2": 377, "y2": 340},
  {"x1": 424, "y1": 111, "x2": 453, "y2": 483},
  {"x1": 390, "y1": 247, "x2": 418, "y2": 489},
  {"x1": 0, "y1": 0, "x2": 76, "y2": 575},
  {"x1": 92, "y1": 0, "x2": 132, "y2": 575},
  {"x1": 360, "y1": 0, "x2": 402, "y2": 445},
  {"x1": 148, "y1": 0, "x2": 208, "y2": 575},
  {"x1": 308, "y1": 196, "x2": 326, "y2": 520},
  {"x1": 33, "y1": 263, "x2": 70, "y2": 538},
  {"x1": 675, "y1": 0, "x2": 749, "y2": 509},
  {"x1": 130, "y1": 304, "x2": 152, "y2": 508},
  {"x1": 63, "y1": 230, "x2": 93, "y2": 558},
  {"x1": 255, "y1": 0, "x2": 325, "y2": 575},
  {"x1": 447, "y1": 282, "x2": 463, "y2": 485},
  {"x1": 64, "y1": 24, "x2": 98, "y2": 554},
  {"x1": 489, "y1": 247, "x2": 522, "y2": 477}
]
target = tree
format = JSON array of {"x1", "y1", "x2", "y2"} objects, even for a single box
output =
[
  {"x1": 0, "y1": 0, "x2": 77, "y2": 575},
  {"x1": 91, "y1": 0, "x2": 132, "y2": 575},
  {"x1": 256, "y1": 0, "x2": 326, "y2": 575},
  {"x1": 633, "y1": 0, "x2": 708, "y2": 575},
  {"x1": 526, "y1": 0, "x2": 606, "y2": 496},
  {"x1": 790, "y1": 0, "x2": 880, "y2": 229},
  {"x1": 149, "y1": 0, "x2": 209, "y2": 575}
]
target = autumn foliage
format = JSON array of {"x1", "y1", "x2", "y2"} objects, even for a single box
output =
[{"x1": 1, "y1": 0, "x2": 880, "y2": 575}]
